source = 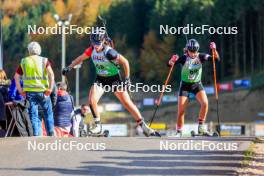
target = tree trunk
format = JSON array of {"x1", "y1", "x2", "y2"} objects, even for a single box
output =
[
  {"x1": 257, "y1": 12, "x2": 262, "y2": 72},
  {"x1": 242, "y1": 14, "x2": 247, "y2": 76},
  {"x1": 250, "y1": 20, "x2": 254, "y2": 74},
  {"x1": 263, "y1": 10, "x2": 264, "y2": 71},
  {"x1": 260, "y1": 10, "x2": 264, "y2": 71},
  {"x1": 234, "y1": 22, "x2": 239, "y2": 77},
  {"x1": 230, "y1": 35, "x2": 233, "y2": 77}
]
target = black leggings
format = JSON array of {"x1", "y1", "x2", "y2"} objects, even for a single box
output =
[
  {"x1": 178, "y1": 81, "x2": 204, "y2": 97},
  {"x1": 94, "y1": 74, "x2": 123, "y2": 92}
]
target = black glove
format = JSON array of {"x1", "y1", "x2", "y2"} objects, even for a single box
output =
[{"x1": 62, "y1": 66, "x2": 72, "y2": 76}]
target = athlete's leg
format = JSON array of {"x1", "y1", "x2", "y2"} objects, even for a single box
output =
[
  {"x1": 88, "y1": 84, "x2": 104, "y2": 121},
  {"x1": 114, "y1": 90, "x2": 158, "y2": 136},
  {"x1": 114, "y1": 90, "x2": 142, "y2": 121},
  {"x1": 88, "y1": 84, "x2": 104, "y2": 134},
  {"x1": 176, "y1": 96, "x2": 189, "y2": 131},
  {"x1": 195, "y1": 90, "x2": 208, "y2": 124}
]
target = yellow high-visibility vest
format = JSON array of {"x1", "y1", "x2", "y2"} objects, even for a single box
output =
[{"x1": 21, "y1": 55, "x2": 49, "y2": 92}]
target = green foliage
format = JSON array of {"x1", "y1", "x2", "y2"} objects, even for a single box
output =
[
  {"x1": 139, "y1": 31, "x2": 175, "y2": 84},
  {"x1": 1, "y1": 0, "x2": 264, "y2": 91},
  {"x1": 2, "y1": 0, "x2": 54, "y2": 76},
  {"x1": 106, "y1": 0, "x2": 264, "y2": 83}
]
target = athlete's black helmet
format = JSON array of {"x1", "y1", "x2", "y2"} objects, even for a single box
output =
[
  {"x1": 90, "y1": 32, "x2": 106, "y2": 45},
  {"x1": 186, "y1": 39, "x2": 199, "y2": 52}
]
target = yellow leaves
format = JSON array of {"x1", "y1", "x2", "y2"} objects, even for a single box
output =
[
  {"x1": 2, "y1": 15, "x2": 11, "y2": 26},
  {"x1": 54, "y1": 0, "x2": 66, "y2": 17},
  {"x1": 1, "y1": 0, "x2": 22, "y2": 15},
  {"x1": 142, "y1": 31, "x2": 175, "y2": 57},
  {"x1": 42, "y1": 12, "x2": 56, "y2": 26},
  {"x1": 1, "y1": 0, "x2": 42, "y2": 15},
  {"x1": 19, "y1": 11, "x2": 27, "y2": 17},
  {"x1": 82, "y1": 0, "x2": 112, "y2": 26},
  {"x1": 140, "y1": 30, "x2": 176, "y2": 83},
  {"x1": 51, "y1": 0, "x2": 112, "y2": 27},
  {"x1": 1, "y1": 0, "x2": 113, "y2": 28},
  {"x1": 66, "y1": 0, "x2": 83, "y2": 17},
  {"x1": 22, "y1": 0, "x2": 40, "y2": 6}
]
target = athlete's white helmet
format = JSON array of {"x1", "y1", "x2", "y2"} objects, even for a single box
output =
[{"x1": 28, "y1": 41, "x2": 41, "y2": 55}]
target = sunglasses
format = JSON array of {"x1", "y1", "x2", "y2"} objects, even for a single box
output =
[{"x1": 92, "y1": 41, "x2": 103, "y2": 46}]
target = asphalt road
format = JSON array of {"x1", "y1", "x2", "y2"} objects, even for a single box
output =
[{"x1": 0, "y1": 137, "x2": 254, "y2": 176}]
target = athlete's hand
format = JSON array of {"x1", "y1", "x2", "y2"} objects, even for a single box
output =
[
  {"x1": 210, "y1": 42, "x2": 219, "y2": 59},
  {"x1": 168, "y1": 55, "x2": 179, "y2": 66},
  {"x1": 210, "y1": 42, "x2": 216, "y2": 50},
  {"x1": 62, "y1": 66, "x2": 72, "y2": 76}
]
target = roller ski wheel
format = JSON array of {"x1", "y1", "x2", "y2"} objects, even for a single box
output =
[
  {"x1": 150, "y1": 131, "x2": 161, "y2": 137},
  {"x1": 191, "y1": 130, "x2": 195, "y2": 137},
  {"x1": 88, "y1": 130, "x2": 109, "y2": 137},
  {"x1": 103, "y1": 130, "x2": 110, "y2": 137},
  {"x1": 212, "y1": 131, "x2": 219, "y2": 137},
  {"x1": 168, "y1": 130, "x2": 182, "y2": 137},
  {"x1": 190, "y1": 130, "x2": 219, "y2": 137},
  {"x1": 143, "y1": 130, "x2": 161, "y2": 137}
]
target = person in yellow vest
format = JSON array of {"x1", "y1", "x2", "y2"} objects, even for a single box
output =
[{"x1": 14, "y1": 41, "x2": 55, "y2": 136}]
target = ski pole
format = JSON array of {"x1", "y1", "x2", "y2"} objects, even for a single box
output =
[
  {"x1": 98, "y1": 15, "x2": 114, "y2": 48},
  {"x1": 149, "y1": 63, "x2": 175, "y2": 126},
  {"x1": 64, "y1": 75, "x2": 71, "y2": 94},
  {"x1": 212, "y1": 47, "x2": 221, "y2": 136},
  {"x1": 98, "y1": 15, "x2": 108, "y2": 36}
]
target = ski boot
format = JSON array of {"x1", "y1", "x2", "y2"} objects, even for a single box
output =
[
  {"x1": 88, "y1": 121, "x2": 110, "y2": 137},
  {"x1": 191, "y1": 124, "x2": 219, "y2": 137},
  {"x1": 198, "y1": 124, "x2": 211, "y2": 136},
  {"x1": 175, "y1": 129, "x2": 183, "y2": 137},
  {"x1": 168, "y1": 129, "x2": 182, "y2": 137},
  {"x1": 138, "y1": 119, "x2": 161, "y2": 137},
  {"x1": 89, "y1": 121, "x2": 102, "y2": 134}
]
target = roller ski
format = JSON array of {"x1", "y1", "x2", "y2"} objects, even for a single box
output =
[
  {"x1": 191, "y1": 124, "x2": 219, "y2": 137},
  {"x1": 87, "y1": 130, "x2": 109, "y2": 137},
  {"x1": 138, "y1": 119, "x2": 161, "y2": 137},
  {"x1": 168, "y1": 130, "x2": 183, "y2": 137},
  {"x1": 87, "y1": 121, "x2": 110, "y2": 137}
]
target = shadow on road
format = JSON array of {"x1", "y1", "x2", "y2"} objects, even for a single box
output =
[
  {"x1": 23, "y1": 166, "x2": 236, "y2": 175},
  {"x1": 22, "y1": 149, "x2": 246, "y2": 175}
]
